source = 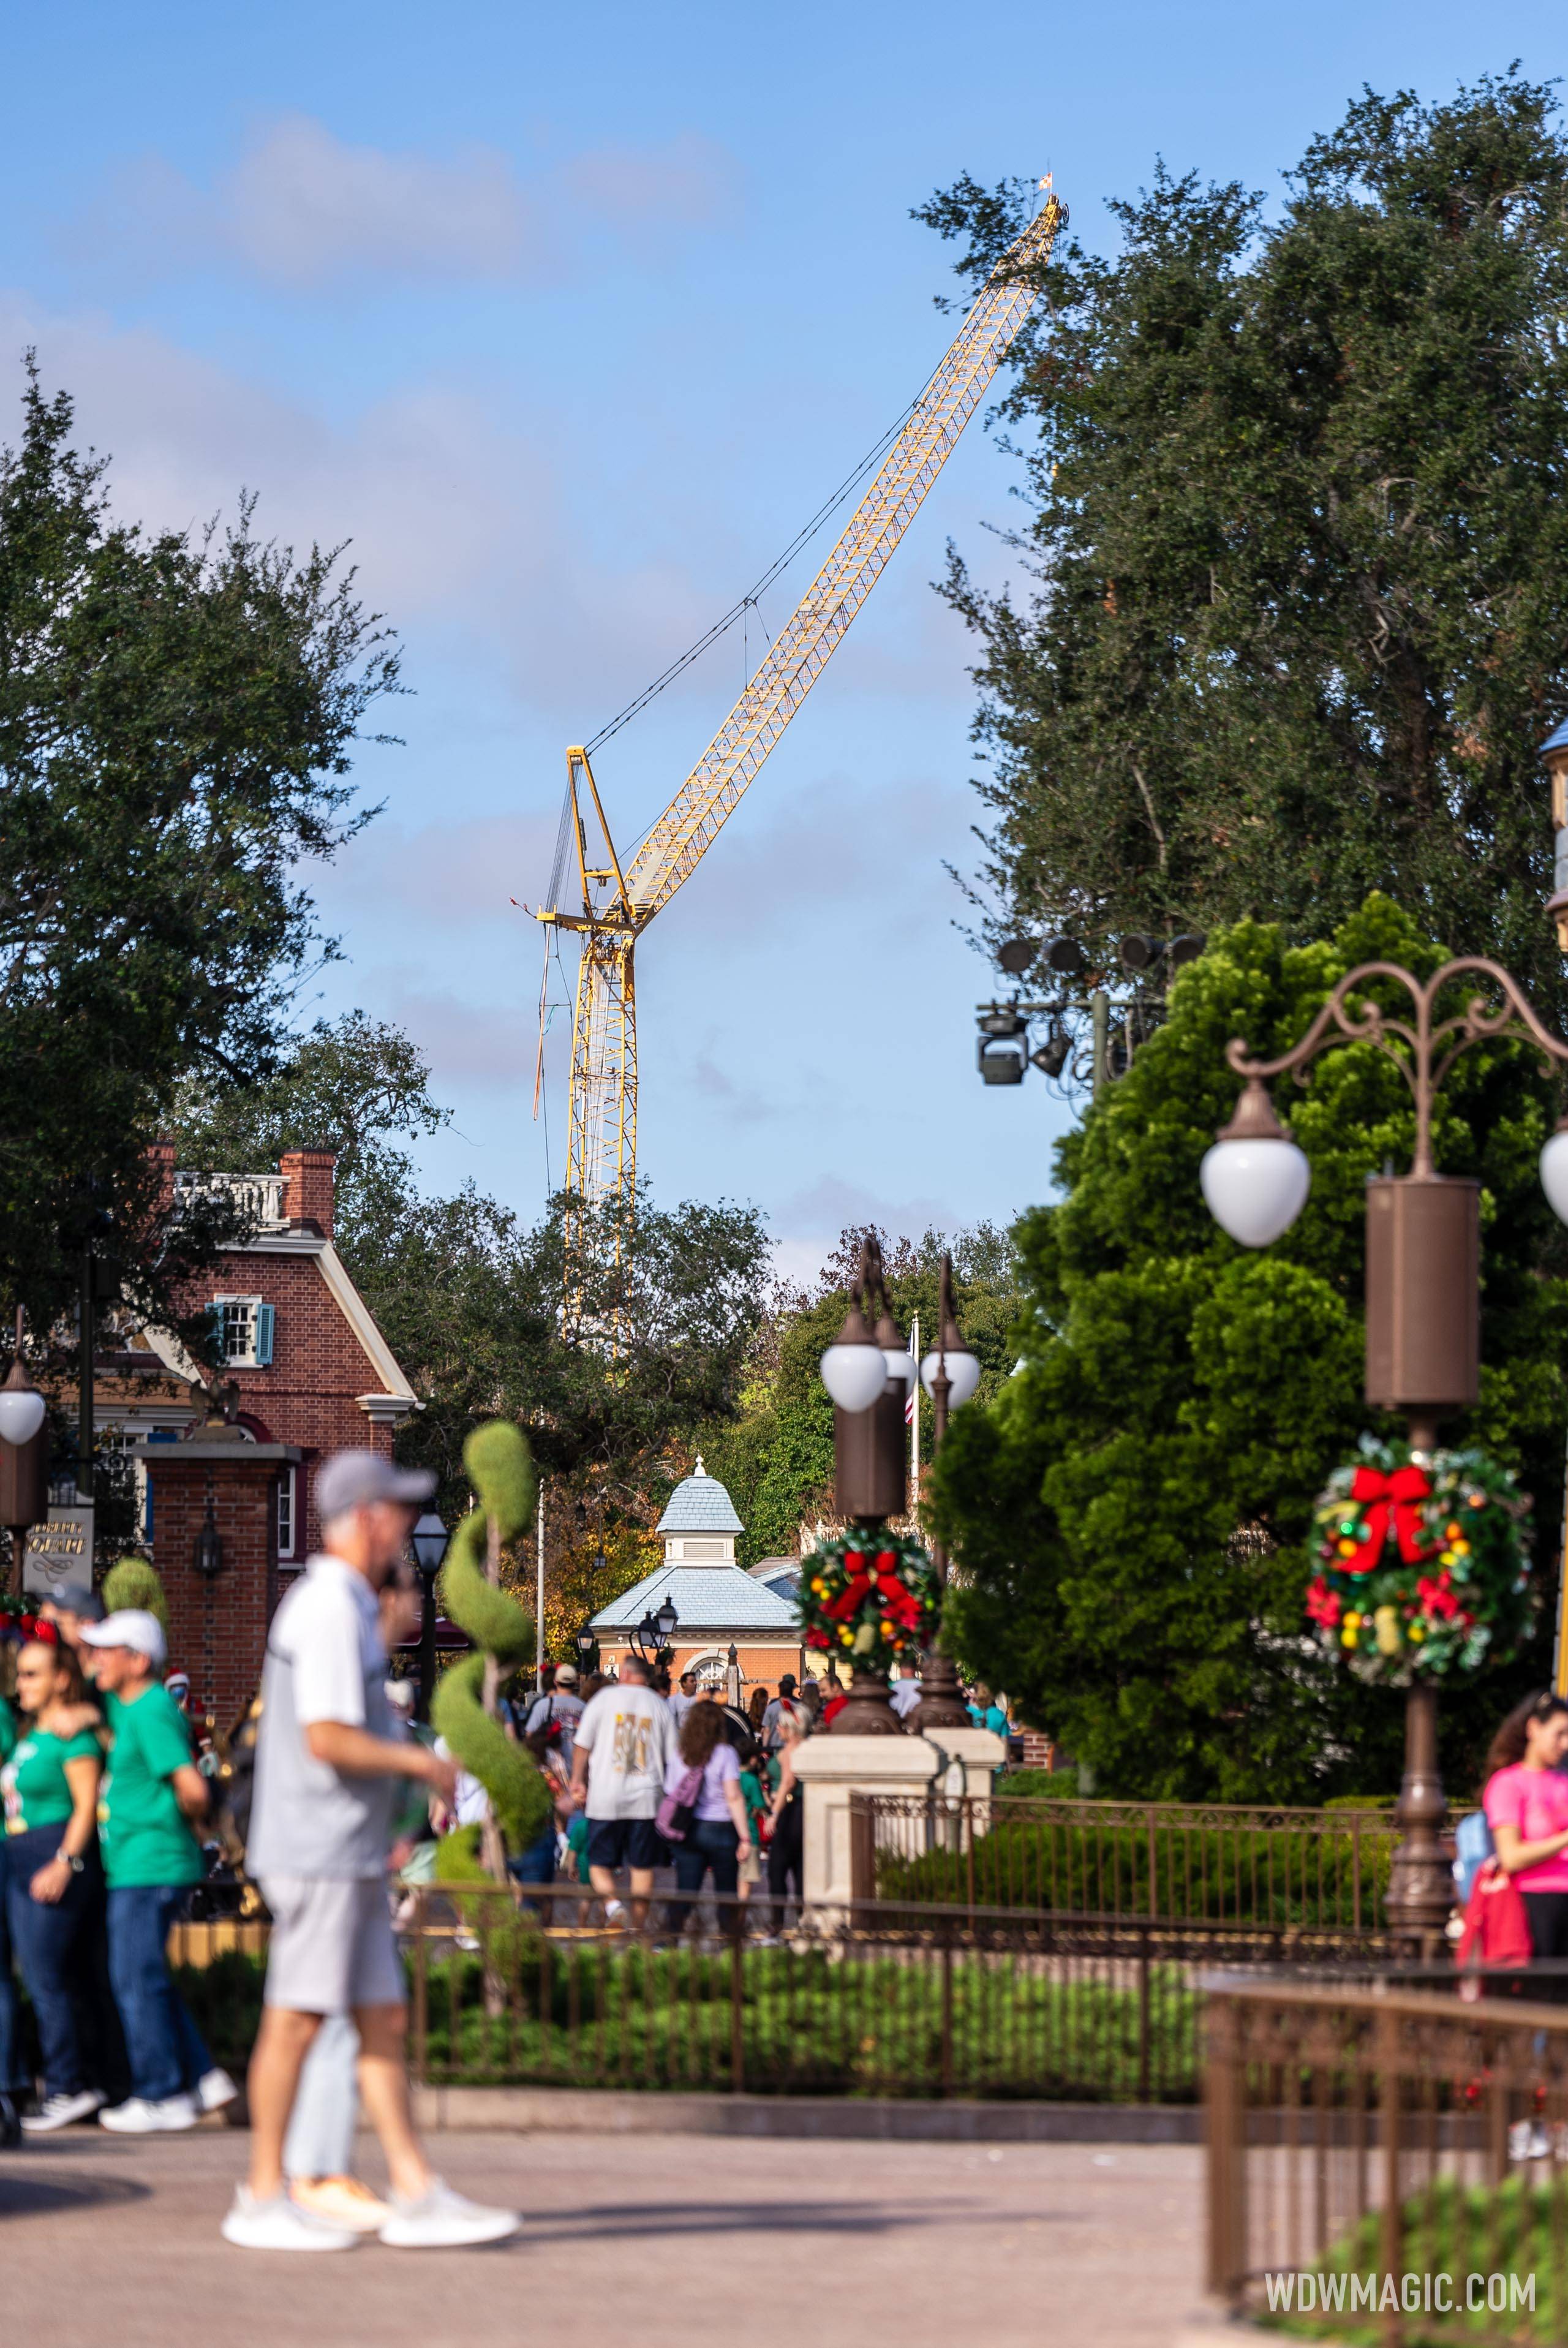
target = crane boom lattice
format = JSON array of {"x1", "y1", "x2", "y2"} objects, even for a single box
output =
[{"x1": 538, "y1": 191, "x2": 1066, "y2": 1250}]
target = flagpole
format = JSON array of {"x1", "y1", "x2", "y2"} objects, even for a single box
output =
[{"x1": 910, "y1": 1312, "x2": 921, "y2": 1506}]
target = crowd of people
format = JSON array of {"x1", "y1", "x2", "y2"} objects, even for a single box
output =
[{"x1": 0, "y1": 1443, "x2": 1017, "y2": 2251}]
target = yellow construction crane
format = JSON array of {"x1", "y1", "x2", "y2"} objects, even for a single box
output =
[{"x1": 535, "y1": 185, "x2": 1066, "y2": 1266}]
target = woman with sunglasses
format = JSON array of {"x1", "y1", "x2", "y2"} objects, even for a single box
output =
[{"x1": 1, "y1": 1639, "x2": 107, "y2": 2131}]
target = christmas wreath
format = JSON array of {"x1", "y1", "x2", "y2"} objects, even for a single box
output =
[
  {"x1": 797, "y1": 1532, "x2": 940, "y2": 1672},
  {"x1": 1305, "y1": 1439, "x2": 1535, "y2": 1686}
]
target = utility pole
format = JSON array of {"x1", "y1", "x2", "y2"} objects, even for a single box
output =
[
  {"x1": 535, "y1": 1479, "x2": 546, "y2": 1687},
  {"x1": 1090, "y1": 991, "x2": 1110, "y2": 1095},
  {"x1": 910, "y1": 1312, "x2": 921, "y2": 1501},
  {"x1": 77, "y1": 1246, "x2": 95, "y2": 1509}
]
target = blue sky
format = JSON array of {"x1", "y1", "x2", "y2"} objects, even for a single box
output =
[{"x1": 2, "y1": 4, "x2": 1559, "y2": 1278}]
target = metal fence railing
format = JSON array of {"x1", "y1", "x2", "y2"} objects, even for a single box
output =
[
  {"x1": 854, "y1": 1793, "x2": 1402, "y2": 1933},
  {"x1": 1205, "y1": 1967, "x2": 1568, "y2": 2344}
]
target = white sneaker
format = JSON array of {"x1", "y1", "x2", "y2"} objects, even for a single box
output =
[
  {"x1": 197, "y1": 2067, "x2": 239, "y2": 2114},
  {"x1": 99, "y1": 2093, "x2": 199, "y2": 2134},
  {"x1": 20, "y1": 2089, "x2": 104, "y2": 2134},
  {"x1": 1510, "y1": 2120, "x2": 1551, "y2": 2162},
  {"x1": 378, "y1": 2176, "x2": 522, "y2": 2248},
  {"x1": 222, "y1": 2186, "x2": 358, "y2": 2252}
]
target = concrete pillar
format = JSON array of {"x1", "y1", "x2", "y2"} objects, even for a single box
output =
[{"x1": 791, "y1": 1735, "x2": 942, "y2": 1908}]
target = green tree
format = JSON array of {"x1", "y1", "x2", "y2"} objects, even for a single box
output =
[
  {"x1": 0, "y1": 366, "x2": 398, "y2": 1334},
  {"x1": 919, "y1": 73, "x2": 1568, "y2": 1006},
  {"x1": 929, "y1": 897, "x2": 1568, "y2": 1803},
  {"x1": 172, "y1": 1011, "x2": 447, "y2": 1263}
]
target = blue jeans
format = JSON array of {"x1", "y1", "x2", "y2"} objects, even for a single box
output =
[
  {"x1": 7, "y1": 1828, "x2": 102, "y2": 2098},
  {"x1": 0, "y1": 1840, "x2": 22, "y2": 2094},
  {"x1": 665, "y1": 1818, "x2": 740, "y2": 1933},
  {"x1": 106, "y1": 1886, "x2": 212, "y2": 2105}
]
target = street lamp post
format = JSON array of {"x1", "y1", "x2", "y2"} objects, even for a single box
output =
[
  {"x1": 1203, "y1": 952, "x2": 1568, "y2": 1942},
  {"x1": 0, "y1": 1309, "x2": 48, "y2": 1598},
  {"x1": 911, "y1": 1254, "x2": 982, "y2": 1732},
  {"x1": 410, "y1": 1511, "x2": 450, "y2": 1726},
  {"x1": 816, "y1": 1236, "x2": 916, "y2": 1733}
]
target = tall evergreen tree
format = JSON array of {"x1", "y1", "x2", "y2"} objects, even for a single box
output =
[{"x1": 919, "y1": 72, "x2": 1568, "y2": 1001}]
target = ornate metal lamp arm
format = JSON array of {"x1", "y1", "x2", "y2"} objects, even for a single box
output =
[{"x1": 1226, "y1": 956, "x2": 1568, "y2": 1178}]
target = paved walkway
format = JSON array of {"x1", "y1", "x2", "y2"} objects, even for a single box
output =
[{"x1": 2, "y1": 2125, "x2": 1204, "y2": 2346}]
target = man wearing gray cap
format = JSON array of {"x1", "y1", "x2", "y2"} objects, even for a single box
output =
[{"x1": 223, "y1": 1449, "x2": 520, "y2": 2253}]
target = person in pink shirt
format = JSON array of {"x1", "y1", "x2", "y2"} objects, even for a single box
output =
[{"x1": 1482, "y1": 1691, "x2": 1568, "y2": 1987}]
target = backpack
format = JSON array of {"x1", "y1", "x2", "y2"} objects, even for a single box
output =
[
  {"x1": 1453, "y1": 1809, "x2": 1496, "y2": 1906},
  {"x1": 655, "y1": 1763, "x2": 705, "y2": 1845}
]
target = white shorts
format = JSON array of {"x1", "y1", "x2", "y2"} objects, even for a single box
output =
[{"x1": 260, "y1": 1874, "x2": 405, "y2": 2014}]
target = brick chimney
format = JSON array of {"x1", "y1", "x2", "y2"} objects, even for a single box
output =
[
  {"x1": 279, "y1": 1150, "x2": 335, "y2": 1237},
  {"x1": 146, "y1": 1139, "x2": 177, "y2": 1217}
]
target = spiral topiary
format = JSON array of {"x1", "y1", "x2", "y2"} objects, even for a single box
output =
[
  {"x1": 102, "y1": 1557, "x2": 170, "y2": 1636},
  {"x1": 429, "y1": 1422, "x2": 552, "y2": 1854}
]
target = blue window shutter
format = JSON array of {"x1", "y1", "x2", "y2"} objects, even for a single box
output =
[
  {"x1": 143, "y1": 1428, "x2": 178, "y2": 1537},
  {"x1": 254, "y1": 1302, "x2": 275, "y2": 1367}
]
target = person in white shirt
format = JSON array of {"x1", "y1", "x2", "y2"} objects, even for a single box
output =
[
  {"x1": 223, "y1": 1450, "x2": 519, "y2": 2256},
  {"x1": 524, "y1": 1663, "x2": 585, "y2": 1770},
  {"x1": 668, "y1": 1671, "x2": 698, "y2": 1728},
  {"x1": 889, "y1": 1661, "x2": 922, "y2": 1720},
  {"x1": 568, "y1": 1655, "x2": 675, "y2": 1928}
]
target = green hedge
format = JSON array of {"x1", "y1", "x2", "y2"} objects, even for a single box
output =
[{"x1": 875, "y1": 1816, "x2": 1395, "y2": 1928}]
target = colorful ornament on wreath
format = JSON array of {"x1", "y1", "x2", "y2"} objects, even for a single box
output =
[
  {"x1": 1305, "y1": 1437, "x2": 1535, "y2": 1686},
  {"x1": 796, "y1": 1530, "x2": 940, "y2": 1671}
]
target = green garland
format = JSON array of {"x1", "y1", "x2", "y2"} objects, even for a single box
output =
[
  {"x1": 1305, "y1": 1438, "x2": 1535, "y2": 1687},
  {"x1": 429, "y1": 1422, "x2": 553, "y2": 1854},
  {"x1": 798, "y1": 1531, "x2": 940, "y2": 1673}
]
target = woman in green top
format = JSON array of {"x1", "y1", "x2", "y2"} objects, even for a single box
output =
[
  {"x1": 0, "y1": 1694, "x2": 23, "y2": 2140},
  {"x1": 2, "y1": 1640, "x2": 107, "y2": 2131}
]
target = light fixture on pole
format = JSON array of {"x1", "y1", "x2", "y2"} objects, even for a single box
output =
[
  {"x1": 814, "y1": 1236, "x2": 910, "y2": 1734},
  {"x1": 1202, "y1": 921, "x2": 1568, "y2": 1944},
  {"x1": 0, "y1": 1307, "x2": 48, "y2": 1596},
  {"x1": 575, "y1": 1620, "x2": 599, "y2": 1671},
  {"x1": 192, "y1": 1493, "x2": 224, "y2": 1579},
  {"x1": 409, "y1": 1510, "x2": 450, "y2": 1726},
  {"x1": 912, "y1": 1254, "x2": 982, "y2": 1732}
]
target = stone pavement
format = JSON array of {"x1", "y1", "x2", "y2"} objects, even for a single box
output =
[{"x1": 2, "y1": 2126, "x2": 1206, "y2": 2347}]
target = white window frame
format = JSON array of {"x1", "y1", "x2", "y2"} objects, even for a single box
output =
[
  {"x1": 276, "y1": 1463, "x2": 297, "y2": 1562},
  {"x1": 213, "y1": 1294, "x2": 266, "y2": 1367}
]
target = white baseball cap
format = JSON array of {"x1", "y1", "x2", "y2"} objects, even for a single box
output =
[{"x1": 79, "y1": 1609, "x2": 168, "y2": 1666}]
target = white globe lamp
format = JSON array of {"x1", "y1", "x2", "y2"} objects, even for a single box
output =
[
  {"x1": 1200, "y1": 1080, "x2": 1311, "y2": 1248},
  {"x1": 0, "y1": 1387, "x2": 46, "y2": 1446},
  {"x1": 1542, "y1": 1123, "x2": 1568, "y2": 1226},
  {"x1": 820, "y1": 1296, "x2": 889, "y2": 1412}
]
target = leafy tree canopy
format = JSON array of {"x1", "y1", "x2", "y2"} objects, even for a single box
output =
[
  {"x1": 0, "y1": 365, "x2": 398, "y2": 1332},
  {"x1": 919, "y1": 72, "x2": 1568, "y2": 1008},
  {"x1": 929, "y1": 897, "x2": 1568, "y2": 1803}
]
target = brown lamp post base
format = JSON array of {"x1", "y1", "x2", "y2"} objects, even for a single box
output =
[
  {"x1": 1384, "y1": 1680, "x2": 1452, "y2": 1954},
  {"x1": 829, "y1": 1669, "x2": 905, "y2": 1735},
  {"x1": 910, "y1": 1645, "x2": 971, "y2": 1732}
]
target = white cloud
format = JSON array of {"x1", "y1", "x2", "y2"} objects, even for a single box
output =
[{"x1": 67, "y1": 118, "x2": 741, "y2": 293}]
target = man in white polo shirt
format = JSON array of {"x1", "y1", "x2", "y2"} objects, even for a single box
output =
[{"x1": 222, "y1": 1450, "x2": 520, "y2": 2254}]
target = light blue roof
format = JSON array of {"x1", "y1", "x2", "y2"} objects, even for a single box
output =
[
  {"x1": 591, "y1": 1561, "x2": 798, "y2": 1633},
  {"x1": 655, "y1": 1458, "x2": 744, "y2": 1536},
  {"x1": 1542, "y1": 718, "x2": 1568, "y2": 756}
]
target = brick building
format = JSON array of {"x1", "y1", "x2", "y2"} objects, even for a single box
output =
[{"x1": 88, "y1": 1147, "x2": 419, "y2": 1722}]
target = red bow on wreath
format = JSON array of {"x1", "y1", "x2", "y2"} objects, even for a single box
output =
[
  {"x1": 1343, "y1": 1465, "x2": 1439, "y2": 1576},
  {"x1": 826, "y1": 1550, "x2": 922, "y2": 1631}
]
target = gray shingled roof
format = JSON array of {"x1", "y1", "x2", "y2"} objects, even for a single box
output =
[
  {"x1": 655, "y1": 1457, "x2": 744, "y2": 1536},
  {"x1": 591, "y1": 1561, "x2": 797, "y2": 1632}
]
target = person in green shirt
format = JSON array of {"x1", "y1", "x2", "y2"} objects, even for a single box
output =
[
  {"x1": 3, "y1": 1639, "x2": 106, "y2": 2132},
  {"x1": 0, "y1": 1691, "x2": 24, "y2": 2141},
  {"x1": 79, "y1": 1610, "x2": 234, "y2": 2134}
]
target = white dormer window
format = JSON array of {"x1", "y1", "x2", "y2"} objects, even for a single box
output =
[{"x1": 211, "y1": 1296, "x2": 275, "y2": 1368}]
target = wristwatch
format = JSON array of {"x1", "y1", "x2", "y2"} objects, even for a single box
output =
[{"x1": 54, "y1": 1849, "x2": 85, "y2": 1874}]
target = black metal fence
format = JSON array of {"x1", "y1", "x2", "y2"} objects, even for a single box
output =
[{"x1": 397, "y1": 1884, "x2": 1392, "y2": 2102}]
